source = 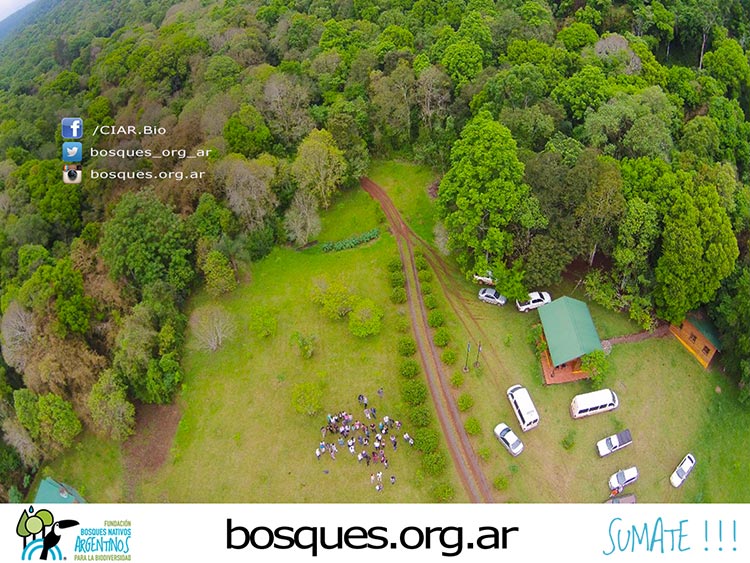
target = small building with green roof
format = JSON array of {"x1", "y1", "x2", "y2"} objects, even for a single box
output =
[
  {"x1": 34, "y1": 477, "x2": 86, "y2": 504},
  {"x1": 670, "y1": 311, "x2": 722, "y2": 369},
  {"x1": 537, "y1": 296, "x2": 602, "y2": 384}
]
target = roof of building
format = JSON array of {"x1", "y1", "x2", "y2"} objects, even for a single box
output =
[
  {"x1": 34, "y1": 477, "x2": 86, "y2": 504},
  {"x1": 538, "y1": 296, "x2": 602, "y2": 367},
  {"x1": 686, "y1": 312, "x2": 722, "y2": 351}
]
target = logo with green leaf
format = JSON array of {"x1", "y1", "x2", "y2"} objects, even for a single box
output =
[{"x1": 16, "y1": 506, "x2": 79, "y2": 560}]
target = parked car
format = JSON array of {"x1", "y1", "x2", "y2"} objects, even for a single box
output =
[
  {"x1": 670, "y1": 453, "x2": 696, "y2": 487},
  {"x1": 473, "y1": 271, "x2": 495, "y2": 285},
  {"x1": 608, "y1": 466, "x2": 639, "y2": 491},
  {"x1": 596, "y1": 429, "x2": 632, "y2": 457},
  {"x1": 515, "y1": 291, "x2": 552, "y2": 312},
  {"x1": 493, "y1": 423, "x2": 524, "y2": 456},
  {"x1": 478, "y1": 288, "x2": 507, "y2": 306}
]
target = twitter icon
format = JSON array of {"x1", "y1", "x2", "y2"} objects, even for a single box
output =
[{"x1": 62, "y1": 142, "x2": 82, "y2": 162}]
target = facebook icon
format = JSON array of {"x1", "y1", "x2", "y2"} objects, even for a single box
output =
[{"x1": 61, "y1": 117, "x2": 83, "y2": 139}]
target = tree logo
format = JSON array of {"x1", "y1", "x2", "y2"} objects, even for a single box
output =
[{"x1": 16, "y1": 505, "x2": 79, "y2": 560}]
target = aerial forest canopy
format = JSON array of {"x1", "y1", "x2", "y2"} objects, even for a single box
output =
[{"x1": 0, "y1": 0, "x2": 749, "y2": 500}]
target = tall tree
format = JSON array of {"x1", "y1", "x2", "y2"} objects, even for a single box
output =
[
  {"x1": 654, "y1": 185, "x2": 738, "y2": 323},
  {"x1": 437, "y1": 111, "x2": 541, "y2": 278},
  {"x1": 291, "y1": 129, "x2": 346, "y2": 209},
  {"x1": 215, "y1": 154, "x2": 279, "y2": 231}
]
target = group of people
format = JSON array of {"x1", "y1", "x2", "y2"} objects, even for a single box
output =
[{"x1": 314, "y1": 391, "x2": 415, "y2": 492}]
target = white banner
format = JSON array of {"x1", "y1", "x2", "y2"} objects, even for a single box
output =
[{"x1": 0, "y1": 503, "x2": 745, "y2": 562}]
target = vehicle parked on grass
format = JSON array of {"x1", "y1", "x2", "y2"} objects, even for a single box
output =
[
  {"x1": 596, "y1": 429, "x2": 632, "y2": 457},
  {"x1": 570, "y1": 389, "x2": 619, "y2": 419},
  {"x1": 478, "y1": 287, "x2": 507, "y2": 306},
  {"x1": 608, "y1": 466, "x2": 639, "y2": 491},
  {"x1": 515, "y1": 291, "x2": 551, "y2": 312},
  {"x1": 670, "y1": 453, "x2": 696, "y2": 487},
  {"x1": 494, "y1": 422, "x2": 524, "y2": 456},
  {"x1": 473, "y1": 271, "x2": 495, "y2": 285},
  {"x1": 507, "y1": 384, "x2": 540, "y2": 432}
]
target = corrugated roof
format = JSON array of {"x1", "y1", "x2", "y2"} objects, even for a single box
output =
[
  {"x1": 538, "y1": 296, "x2": 602, "y2": 367},
  {"x1": 34, "y1": 477, "x2": 86, "y2": 504},
  {"x1": 686, "y1": 312, "x2": 722, "y2": 351}
]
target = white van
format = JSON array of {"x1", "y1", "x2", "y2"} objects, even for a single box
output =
[
  {"x1": 507, "y1": 384, "x2": 539, "y2": 431},
  {"x1": 570, "y1": 389, "x2": 619, "y2": 419}
]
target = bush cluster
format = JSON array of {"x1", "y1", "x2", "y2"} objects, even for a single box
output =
[
  {"x1": 398, "y1": 336, "x2": 416, "y2": 356},
  {"x1": 321, "y1": 228, "x2": 379, "y2": 252},
  {"x1": 399, "y1": 359, "x2": 420, "y2": 379},
  {"x1": 427, "y1": 310, "x2": 444, "y2": 328},
  {"x1": 433, "y1": 327, "x2": 450, "y2": 347}
]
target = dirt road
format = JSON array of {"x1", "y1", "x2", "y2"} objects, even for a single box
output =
[{"x1": 362, "y1": 178, "x2": 495, "y2": 503}]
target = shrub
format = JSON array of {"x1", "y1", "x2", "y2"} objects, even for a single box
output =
[
  {"x1": 421, "y1": 450, "x2": 447, "y2": 476},
  {"x1": 348, "y1": 298, "x2": 384, "y2": 338},
  {"x1": 418, "y1": 269, "x2": 433, "y2": 283},
  {"x1": 312, "y1": 278, "x2": 357, "y2": 320},
  {"x1": 390, "y1": 287, "x2": 407, "y2": 304},
  {"x1": 449, "y1": 371, "x2": 464, "y2": 388},
  {"x1": 290, "y1": 332, "x2": 315, "y2": 359},
  {"x1": 441, "y1": 349, "x2": 457, "y2": 365},
  {"x1": 430, "y1": 482, "x2": 455, "y2": 502},
  {"x1": 390, "y1": 270, "x2": 405, "y2": 288},
  {"x1": 395, "y1": 313, "x2": 410, "y2": 333},
  {"x1": 433, "y1": 327, "x2": 450, "y2": 347},
  {"x1": 423, "y1": 294, "x2": 438, "y2": 309},
  {"x1": 561, "y1": 429, "x2": 576, "y2": 451},
  {"x1": 493, "y1": 474, "x2": 509, "y2": 491},
  {"x1": 457, "y1": 393, "x2": 474, "y2": 412},
  {"x1": 415, "y1": 254, "x2": 428, "y2": 271},
  {"x1": 581, "y1": 350, "x2": 611, "y2": 390},
  {"x1": 427, "y1": 310, "x2": 444, "y2": 328},
  {"x1": 400, "y1": 379, "x2": 427, "y2": 406},
  {"x1": 399, "y1": 359, "x2": 420, "y2": 379},
  {"x1": 420, "y1": 283, "x2": 433, "y2": 295},
  {"x1": 387, "y1": 255, "x2": 403, "y2": 273},
  {"x1": 398, "y1": 336, "x2": 416, "y2": 356},
  {"x1": 477, "y1": 445, "x2": 491, "y2": 461},
  {"x1": 249, "y1": 305, "x2": 277, "y2": 338},
  {"x1": 464, "y1": 416, "x2": 481, "y2": 436},
  {"x1": 322, "y1": 228, "x2": 380, "y2": 252},
  {"x1": 409, "y1": 405, "x2": 432, "y2": 428},
  {"x1": 414, "y1": 427, "x2": 440, "y2": 453}
]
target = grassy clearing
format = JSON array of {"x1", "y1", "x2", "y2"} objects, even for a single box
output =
[
  {"x1": 373, "y1": 159, "x2": 750, "y2": 503},
  {"x1": 44, "y1": 433, "x2": 123, "y2": 502},
  {"x1": 368, "y1": 160, "x2": 439, "y2": 243},
  {"x1": 133, "y1": 188, "x2": 465, "y2": 503}
]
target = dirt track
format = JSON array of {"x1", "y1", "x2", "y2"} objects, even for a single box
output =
[{"x1": 362, "y1": 178, "x2": 494, "y2": 503}]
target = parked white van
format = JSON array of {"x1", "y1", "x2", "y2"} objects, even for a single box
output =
[
  {"x1": 507, "y1": 384, "x2": 540, "y2": 431},
  {"x1": 570, "y1": 389, "x2": 619, "y2": 419}
]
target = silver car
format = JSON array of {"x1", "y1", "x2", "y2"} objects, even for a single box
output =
[
  {"x1": 478, "y1": 288, "x2": 507, "y2": 306},
  {"x1": 494, "y1": 423, "x2": 524, "y2": 456}
]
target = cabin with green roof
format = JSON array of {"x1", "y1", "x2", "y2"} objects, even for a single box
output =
[
  {"x1": 33, "y1": 477, "x2": 86, "y2": 504},
  {"x1": 670, "y1": 311, "x2": 722, "y2": 369},
  {"x1": 537, "y1": 296, "x2": 603, "y2": 384}
]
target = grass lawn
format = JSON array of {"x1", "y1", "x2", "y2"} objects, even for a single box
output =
[
  {"x1": 373, "y1": 159, "x2": 750, "y2": 503},
  {"x1": 368, "y1": 160, "x2": 439, "y2": 243},
  {"x1": 132, "y1": 185, "x2": 466, "y2": 503}
]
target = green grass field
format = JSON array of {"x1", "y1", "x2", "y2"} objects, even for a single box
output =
[{"x1": 45, "y1": 161, "x2": 750, "y2": 504}]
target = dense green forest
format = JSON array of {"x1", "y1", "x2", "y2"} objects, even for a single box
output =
[{"x1": 1, "y1": 0, "x2": 750, "y2": 501}]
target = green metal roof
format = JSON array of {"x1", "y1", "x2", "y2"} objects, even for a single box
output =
[
  {"x1": 34, "y1": 477, "x2": 86, "y2": 504},
  {"x1": 686, "y1": 312, "x2": 722, "y2": 351},
  {"x1": 538, "y1": 296, "x2": 602, "y2": 367}
]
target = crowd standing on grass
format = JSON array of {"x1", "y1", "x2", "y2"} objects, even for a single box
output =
[{"x1": 315, "y1": 390, "x2": 414, "y2": 492}]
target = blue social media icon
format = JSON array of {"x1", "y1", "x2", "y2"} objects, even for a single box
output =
[
  {"x1": 62, "y1": 142, "x2": 82, "y2": 162},
  {"x1": 61, "y1": 117, "x2": 83, "y2": 139}
]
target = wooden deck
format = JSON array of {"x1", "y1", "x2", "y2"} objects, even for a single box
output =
[{"x1": 541, "y1": 349, "x2": 591, "y2": 385}]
